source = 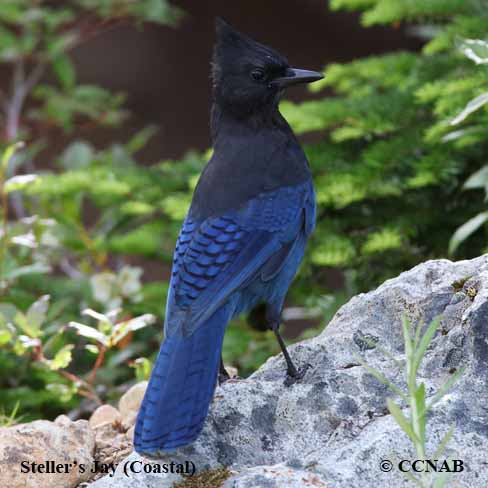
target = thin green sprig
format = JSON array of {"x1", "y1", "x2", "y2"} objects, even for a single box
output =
[{"x1": 355, "y1": 315, "x2": 464, "y2": 488}]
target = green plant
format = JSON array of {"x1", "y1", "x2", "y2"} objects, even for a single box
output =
[
  {"x1": 129, "y1": 357, "x2": 152, "y2": 382},
  {"x1": 0, "y1": 2, "x2": 182, "y2": 420},
  {"x1": 69, "y1": 307, "x2": 155, "y2": 385},
  {"x1": 357, "y1": 316, "x2": 464, "y2": 488},
  {"x1": 0, "y1": 241, "x2": 158, "y2": 416},
  {"x1": 279, "y1": 0, "x2": 488, "y2": 292}
]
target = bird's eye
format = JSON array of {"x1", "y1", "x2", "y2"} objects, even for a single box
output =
[{"x1": 250, "y1": 68, "x2": 266, "y2": 81}]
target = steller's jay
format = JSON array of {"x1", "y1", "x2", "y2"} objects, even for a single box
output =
[{"x1": 134, "y1": 18, "x2": 323, "y2": 456}]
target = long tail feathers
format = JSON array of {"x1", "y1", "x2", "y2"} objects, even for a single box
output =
[{"x1": 134, "y1": 306, "x2": 230, "y2": 455}]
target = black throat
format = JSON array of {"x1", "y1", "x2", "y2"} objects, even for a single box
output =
[
  {"x1": 210, "y1": 90, "x2": 284, "y2": 141},
  {"x1": 189, "y1": 100, "x2": 311, "y2": 220}
]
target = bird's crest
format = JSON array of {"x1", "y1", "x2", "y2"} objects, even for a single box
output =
[
  {"x1": 211, "y1": 17, "x2": 288, "y2": 91},
  {"x1": 215, "y1": 17, "x2": 244, "y2": 47}
]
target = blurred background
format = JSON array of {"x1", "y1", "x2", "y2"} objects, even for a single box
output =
[{"x1": 1, "y1": 0, "x2": 487, "y2": 423}]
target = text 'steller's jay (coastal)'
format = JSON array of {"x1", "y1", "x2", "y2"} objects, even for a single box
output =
[{"x1": 134, "y1": 18, "x2": 323, "y2": 456}]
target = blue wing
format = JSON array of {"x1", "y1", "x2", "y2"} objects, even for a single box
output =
[{"x1": 165, "y1": 180, "x2": 315, "y2": 337}]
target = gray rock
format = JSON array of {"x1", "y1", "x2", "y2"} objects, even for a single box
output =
[
  {"x1": 90, "y1": 255, "x2": 488, "y2": 488},
  {"x1": 222, "y1": 462, "x2": 329, "y2": 487}
]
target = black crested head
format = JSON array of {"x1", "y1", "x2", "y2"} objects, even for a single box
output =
[
  {"x1": 211, "y1": 18, "x2": 289, "y2": 118},
  {"x1": 211, "y1": 18, "x2": 324, "y2": 123}
]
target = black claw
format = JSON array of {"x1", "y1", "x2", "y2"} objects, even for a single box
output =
[{"x1": 284, "y1": 363, "x2": 311, "y2": 387}]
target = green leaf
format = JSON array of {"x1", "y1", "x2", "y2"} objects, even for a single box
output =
[
  {"x1": 128, "y1": 0, "x2": 183, "y2": 25},
  {"x1": 459, "y1": 38, "x2": 488, "y2": 65},
  {"x1": 69, "y1": 321, "x2": 108, "y2": 345},
  {"x1": 427, "y1": 367, "x2": 465, "y2": 410},
  {"x1": 412, "y1": 316, "x2": 441, "y2": 379},
  {"x1": 161, "y1": 193, "x2": 191, "y2": 220},
  {"x1": 414, "y1": 383, "x2": 426, "y2": 445},
  {"x1": 413, "y1": 319, "x2": 424, "y2": 350},
  {"x1": 442, "y1": 126, "x2": 484, "y2": 143},
  {"x1": 52, "y1": 54, "x2": 76, "y2": 90},
  {"x1": 4, "y1": 263, "x2": 51, "y2": 281},
  {"x1": 401, "y1": 315, "x2": 414, "y2": 388},
  {"x1": 310, "y1": 235, "x2": 356, "y2": 266},
  {"x1": 433, "y1": 424, "x2": 455, "y2": 459},
  {"x1": 85, "y1": 344, "x2": 99, "y2": 354},
  {"x1": 463, "y1": 165, "x2": 488, "y2": 190},
  {"x1": 0, "y1": 25, "x2": 18, "y2": 60},
  {"x1": 361, "y1": 228, "x2": 402, "y2": 254},
  {"x1": 4, "y1": 174, "x2": 38, "y2": 192},
  {"x1": 130, "y1": 357, "x2": 152, "y2": 382},
  {"x1": 13, "y1": 312, "x2": 35, "y2": 337},
  {"x1": 126, "y1": 126, "x2": 158, "y2": 154},
  {"x1": 387, "y1": 398, "x2": 419, "y2": 444},
  {"x1": 111, "y1": 313, "x2": 156, "y2": 346},
  {"x1": 0, "y1": 303, "x2": 18, "y2": 322},
  {"x1": 449, "y1": 211, "x2": 488, "y2": 254},
  {"x1": 26, "y1": 295, "x2": 50, "y2": 332},
  {"x1": 450, "y1": 92, "x2": 488, "y2": 125},
  {"x1": 353, "y1": 353, "x2": 408, "y2": 401},
  {"x1": 49, "y1": 344, "x2": 74, "y2": 370},
  {"x1": 46, "y1": 33, "x2": 77, "y2": 59},
  {"x1": 0, "y1": 327, "x2": 13, "y2": 346},
  {"x1": 120, "y1": 201, "x2": 155, "y2": 216},
  {"x1": 1, "y1": 142, "x2": 25, "y2": 172},
  {"x1": 82, "y1": 308, "x2": 112, "y2": 324}
]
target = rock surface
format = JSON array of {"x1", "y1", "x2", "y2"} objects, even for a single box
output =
[
  {"x1": 0, "y1": 415, "x2": 95, "y2": 488},
  {"x1": 118, "y1": 382, "x2": 148, "y2": 429},
  {"x1": 90, "y1": 255, "x2": 488, "y2": 488},
  {"x1": 89, "y1": 404, "x2": 122, "y2": 429},
  {"x1": 86, "y1": 395, "x2": 140, "y2": 484}
]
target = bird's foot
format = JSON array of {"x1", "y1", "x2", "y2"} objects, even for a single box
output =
[{"x1": 284, "y1": 363, "x2": 311, "y2": 387}]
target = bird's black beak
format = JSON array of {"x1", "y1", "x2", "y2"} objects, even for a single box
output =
[{"x1": 270, "y1": 68, "x2": 324, "y2": 89}]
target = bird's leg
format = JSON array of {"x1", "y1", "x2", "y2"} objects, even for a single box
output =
[
  {"x1": 218, "y1": 356, "x2": 231, "y2": 385},
  {"x1": 266, "y1": 306, "x2": 310, "y2": 386}
]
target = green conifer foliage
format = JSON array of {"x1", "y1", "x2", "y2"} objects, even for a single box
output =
[{"x1": 280, "y1": 0, "x2": 488, "y2": 292}]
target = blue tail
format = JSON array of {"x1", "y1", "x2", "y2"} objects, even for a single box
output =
[{"x1": 134, "y1": 305, "x2": 231, "y2": 455}]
